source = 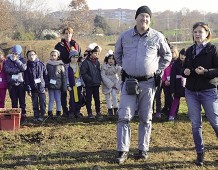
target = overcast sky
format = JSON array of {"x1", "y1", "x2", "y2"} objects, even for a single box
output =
[{"x1": 46, "y1": 0, "x2": 218, "y2": 13}]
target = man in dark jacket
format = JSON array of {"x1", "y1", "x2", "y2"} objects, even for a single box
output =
[{"x1": 54, "y1": 27, "x2": 81, "y2": 117}]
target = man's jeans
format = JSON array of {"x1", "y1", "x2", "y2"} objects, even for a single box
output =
[{"x1": 185, "y1": 88, "x2": 218, "y2": 153}]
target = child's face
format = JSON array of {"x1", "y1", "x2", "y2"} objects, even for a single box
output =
[
  {"x1": 50, "y1": 51, "x2": 59, "y2": 61},
  {"x1": 108, "y1": 56, "x2": 115, "y2": 65},
  {"x1": 179, "y1": 54, "x2": 186, "y2": 61},
  {"x1": 91, "y1": 51, "x2": 99, "y2": 59},
  {"x1": 70, "y1": 56, "x2": 78, "y2": 63},
  {"x1": 28, "y1": 51, "x2": 37, "y2": 61}
]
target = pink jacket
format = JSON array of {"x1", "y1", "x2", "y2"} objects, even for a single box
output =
[
  {"x1": 162, "y1": 62, "x2": 173, "y2": 82},
  {"x1": 0, "y1": 60, "x2": 8, "y2": 89}
]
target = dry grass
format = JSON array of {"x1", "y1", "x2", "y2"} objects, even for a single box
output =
[{"x1": 0, "y1": 40, "x2": 218, "y2": 169}]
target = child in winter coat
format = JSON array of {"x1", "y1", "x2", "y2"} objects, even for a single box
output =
[
  {"x1": 161, "y1": 46, "x2": 179, "y2": 116},
  {"x1": 80, "y1": 43, "x2": 103, "y2": 120},
  {"x1": 4, "y1": 45, "x2": 27, "y2": 124},
  {"x1": 101, "y1": 50, "x2": 121, "y2": 116},
  {"x1": 0, "y1": 50, "x2": 8, "y2": 108},
  {"x1": 168, "y1": 48, "x2": 186, "y2": 121},
  {"x1": 46, "y1": 49, "x2": 67, "y2": 118},
  {"x1": 66, "y1": 50, "x2": 84, "y2": 118},
  {"x1": 24, "y1": 50, "x2": 49, "y2": 122}
]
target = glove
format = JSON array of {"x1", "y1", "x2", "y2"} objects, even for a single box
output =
[{"x1": 155, "y1": 69, "x2": 162, "y2": 89}]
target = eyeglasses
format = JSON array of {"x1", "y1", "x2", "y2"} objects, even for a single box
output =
[
  {"x1": 12, "y1": 53, "x2": 18, "y2": 56},
  {"x1": 71, "y1": 55, "x2": 79, "y2": 58}
]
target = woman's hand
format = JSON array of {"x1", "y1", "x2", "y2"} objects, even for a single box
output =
[
  {"x1": 184, "y1": 68, "x2": 191, "y2": 76},
  {"x1": 195, "y1": 66, "x2": 205, "y2": 75}
]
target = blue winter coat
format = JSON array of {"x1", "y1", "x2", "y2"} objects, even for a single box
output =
[{"x1": 4, "y1": 55, "x2": 27, "y2": 86}]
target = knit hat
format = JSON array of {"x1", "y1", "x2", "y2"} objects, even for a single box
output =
[
  {"x1": 87, "y1": 43, "x2": 102, "y2": 52},
  {"x1": 105, "y1": 50, "x2": 114, "y2": 57},
  {"x1": 135, "y1": 6, "x2": 152, "y2": 19},
  {"x1": 69, "y1": 50, "x2": 79, "y2": 58},
  {"x1": 12, "y1": 45, "x2": 22, "y2": 54}
]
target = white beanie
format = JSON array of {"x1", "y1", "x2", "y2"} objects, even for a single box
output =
[
  {"x1": 87, "y1": 43, "x2": 102, "y2": 52},
  {"x1": 105, "y1": 49, "x2": 114, "y2": 57}
]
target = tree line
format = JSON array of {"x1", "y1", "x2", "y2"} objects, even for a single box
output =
[{"x1": 1, "y1": 0, "x2": 218, "y2": 42}]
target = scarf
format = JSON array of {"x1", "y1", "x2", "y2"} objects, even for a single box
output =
[
  {"x1": 63, "y1": 39, "x2": 79, "y2": 52},
  {"x1": 70, "y1": 63, "x2": 80, "y2": 102}
]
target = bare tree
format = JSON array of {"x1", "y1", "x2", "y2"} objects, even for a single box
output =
[
  {"x1": 0, "y1": 0, "x2": 14, "y2": 32},
  {"x1": 64, "y1": 0, "x2": 93, "y2": 35}
]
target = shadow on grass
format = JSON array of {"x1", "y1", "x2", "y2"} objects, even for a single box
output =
[
  {"x1": 1, "y1": 143, "x2": 218, "y2": 169},
  {"x1": 22, "y1": 112, "x2": 209, "y2": 129},
  {"x1": 0, "y1": 149, "x2": 211, "y2": 169}
]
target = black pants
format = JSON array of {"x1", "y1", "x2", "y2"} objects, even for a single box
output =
[
  {"x1": 31, "y1": 92, "x2": 46, "y2": 118},
  {"x1": 8, "y1": 84, "x2": 26, "y2": 115},
  {"x1": 85, "y1": 86, "x2": 100, "y2": 115},
  {"x1": 61, "y1": 90, "x2": 68, "y2": 115}
]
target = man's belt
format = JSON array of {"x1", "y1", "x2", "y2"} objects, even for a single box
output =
[{"x1": 123, "y1": 70, "x2": 154, "y2": 82}]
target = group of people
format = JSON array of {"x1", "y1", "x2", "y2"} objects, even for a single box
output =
[
  {"x1": 0, "y1": 28, "x2": 121, "y2": 123},
  {"x1": 114, "y1": 5, "x2": 218, "y2": 167},
  {"x1": 0, "y1": 5, "x2": 218, "y2": 167}
]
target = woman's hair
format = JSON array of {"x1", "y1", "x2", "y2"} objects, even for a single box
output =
[
  {"x1": 26, "y1": 50, "x2": 36, "y2": 57},
  {"x1": 192, "y1": 22, "x2": 211, "y2": 42},
  {"x1": 62, "y1": 27, "x2": 74, "y2": 34},
  {"x1": 104, "y1": 55, "x2": 117, "y2": 65}
]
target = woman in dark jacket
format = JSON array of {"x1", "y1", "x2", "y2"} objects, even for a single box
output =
[{"x1": 182, "y1": 22, "x2": 218, "y2": 166}]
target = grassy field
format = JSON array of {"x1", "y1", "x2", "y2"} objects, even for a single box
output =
[{"x1": 0, "y1": 39, "x2": 218, "y2": 169}]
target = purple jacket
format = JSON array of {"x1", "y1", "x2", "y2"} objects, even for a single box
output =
[{"x1": 0, "y1": 60, "x2": 8, "y2": 89}]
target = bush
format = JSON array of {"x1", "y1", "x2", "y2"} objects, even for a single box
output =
[
  {"x1": 12, "y1": 31, "x2": 35, "y2": 41},
  {"x1": 44, "y1": 34, "x2": 56, "y2": 40}
]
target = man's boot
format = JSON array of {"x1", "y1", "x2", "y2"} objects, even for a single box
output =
[
  {"x1": 113, "y1": 108, "x2": 118, "y2": 115},
  {"x1": 108, "y1": 108, "x2": 113, "y2": 116},
  {"x1": 195, "y1": 152, "x2": 204, "y2": 166},
  {"x1": 116, "y1": 151, "x2": 128, "y2": 164}
]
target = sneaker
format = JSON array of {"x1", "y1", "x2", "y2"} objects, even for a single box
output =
[
  {"x1": 195, "y1": 152, "x2": 204, "y2": 166},
  {"x1": 137, "y1": 150, "x2": 148, "y2": 159},
  {"x1": 37, "y1": 117, "x2": 44, "y2": 122},
  {"x1": 96, "y1": 112, "x2": 103, "y2": 121},
  {"x1": 75, "y1": 112, "x2": 83, "y2": 118},
  {"x1": 21, "y1": 115, "x2": 27, "y2": 125},
  {"x1": 155, "y1": 112, "x2": 161, "y2": 118},
  {"x1": 87, "y1": 114, "x2": 95, "y2": 119},
  {"x1": 116, "y1": 151, "x2": 128, "y2": 164},
  {"x1": 168, "y1": 116, "x2": 174, "y2": 121}
]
